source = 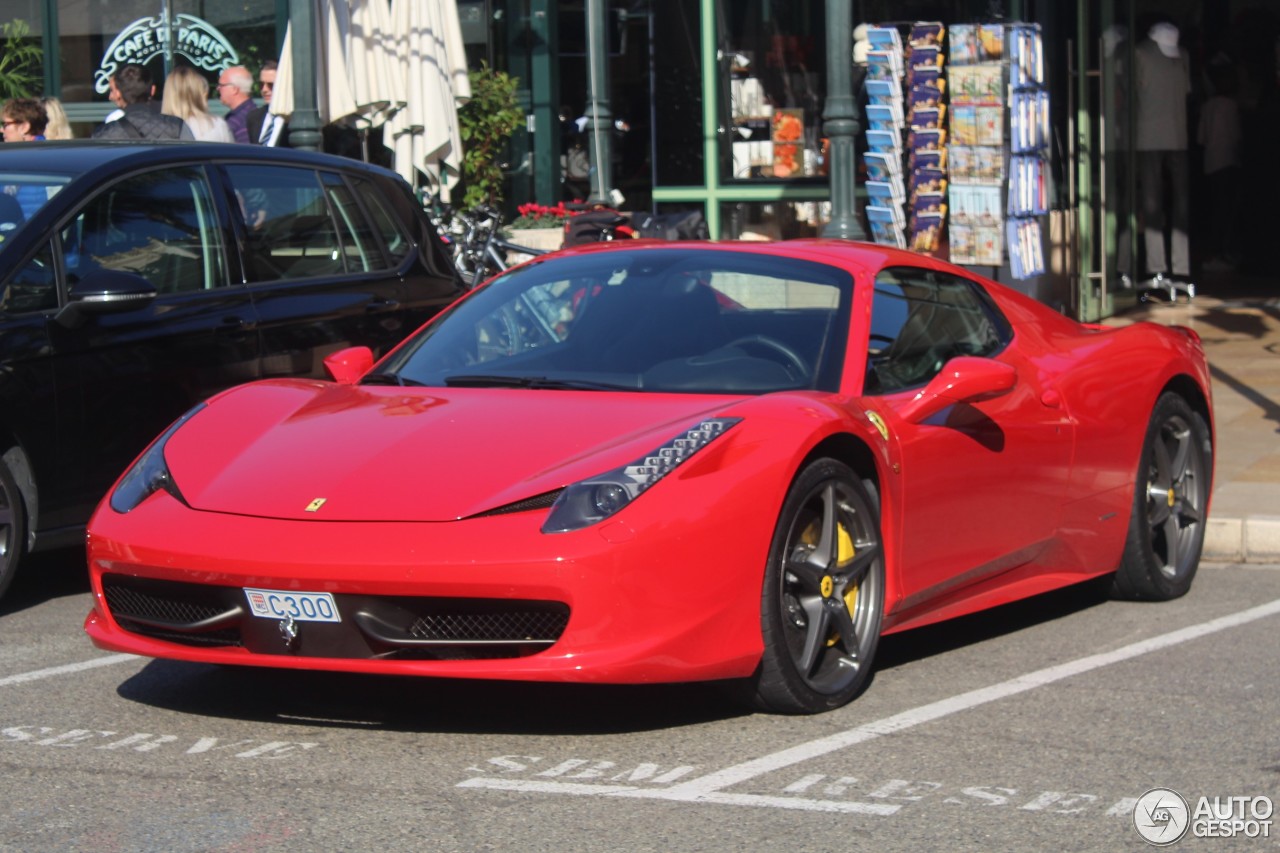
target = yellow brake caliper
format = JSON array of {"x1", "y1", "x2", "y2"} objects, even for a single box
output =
[{"x1": 803, "y1": 520, "x2": 858, "y2": 647}]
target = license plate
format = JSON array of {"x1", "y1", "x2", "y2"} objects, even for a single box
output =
[{"x1": 244, "y1": 588, "x2": 340, "y2": 623}]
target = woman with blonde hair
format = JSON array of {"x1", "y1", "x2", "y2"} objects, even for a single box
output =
[
  {"x1": 40, "y1": 97, "x2": 73, "y2": 139},
  {"x1": 161, "y1": 65, "x2": 234, "y2": 142}
]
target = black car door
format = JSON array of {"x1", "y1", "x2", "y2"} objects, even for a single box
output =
[
  {"x1": 50, "y1": 164, "x2": 260, "y2": 525},
  {"x1": 220, "y1": 163, "x2": 436, "y2": 378}
]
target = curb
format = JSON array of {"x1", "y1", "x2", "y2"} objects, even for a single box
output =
[{"x1": 1203, "y1": 516, "x2": 1280, "y2": 564}]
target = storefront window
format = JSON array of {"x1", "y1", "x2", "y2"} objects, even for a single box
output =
[
  {"x1": 50, "y1": 1, "x2": 278, "y2": 107},
  {"x1": 722, "y1": 1, "x2": 827, "y2": 182},
  {"x1": 721, "y1": 201, "x2": 828, "y2": 240},
  {"x1": 652, "y1": 0, "x2": 703, "y2": 186}
]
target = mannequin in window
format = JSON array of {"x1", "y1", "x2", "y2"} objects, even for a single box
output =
[{"x1": 1134, "y1": 21, "x2": 1191, "y2": 292}]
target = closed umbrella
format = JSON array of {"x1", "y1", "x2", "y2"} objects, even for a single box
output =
[
  {"x1": 386, "y1": 0, "x2": 471, "y2": 195},
  {"x1": 348, "y1": 0, "x2": 405, "y2": 127},
  {"x1": 272, "y1": 1, "x2": 400, "y2": 132}
]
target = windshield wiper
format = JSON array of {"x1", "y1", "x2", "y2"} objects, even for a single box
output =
[
  {"x1": 359, "y1": 373, "x2": 427, "y2": 387},
  {"x1": 443, "y1": 374, "x2": 636, "y2": 391}
]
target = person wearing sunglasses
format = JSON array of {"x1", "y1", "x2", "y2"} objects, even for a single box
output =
[
  {"x1": 2, "y1": 98, "x2": 46, "y2": 144},
  {"x1": 247, "y1": 60, "x2": 288, "y2": 147}
]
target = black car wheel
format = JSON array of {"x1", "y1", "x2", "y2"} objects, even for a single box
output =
[
  {"x1": 0, "y1": 455, "x2": 27, "y2": 600},
  {"x1": 750, "y1": 458, "x2": 884, "y2": 714},
  {"x1": 1113, "y1": 393, "x2": 1211, "y2": 601}
]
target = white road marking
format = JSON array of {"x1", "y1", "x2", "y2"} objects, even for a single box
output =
[
  {"x1": 462, "y1": 597, "x2": 1280, "y2": 811},
  {"x1": 0, "y1": 654, "x2": 135, "y2": 688}
]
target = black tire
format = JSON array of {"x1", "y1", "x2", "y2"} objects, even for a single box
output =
[
  {"x1": 1113, "y1": 393, "x2": 1211, "y2": 601},
  {"x1": 750, "y1": 458, "x2": 884, "y2": 714},
  {"x1": 0, "y1": 455, "x2": 27, "y2": 601}
]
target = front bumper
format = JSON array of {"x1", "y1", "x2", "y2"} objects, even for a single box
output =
[{"x1": 84, "y1": 490, "x2": 769, "y2": 684}]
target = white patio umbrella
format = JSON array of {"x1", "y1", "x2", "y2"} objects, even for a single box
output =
[
  {"x1": 348, "y1": 0, "x2": 405, "y2": 127},
  {"x1": 385, "y1": 0, "x2": 471, "y2": 195},
  {"x1": 272, "y1": 0, "x2": 403, "y2": 131}
]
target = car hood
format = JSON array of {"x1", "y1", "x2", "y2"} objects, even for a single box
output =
[{"x1": 164, "y1": 380, "x2": 742, "y2": 521}]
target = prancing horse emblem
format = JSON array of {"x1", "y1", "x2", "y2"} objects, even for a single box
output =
[
  {"x1": 279, "y1": 613, "x2": 298, "y2": 646},
  {"x1": 305, "y1": 498, "x2": 327, "y2": 512}
]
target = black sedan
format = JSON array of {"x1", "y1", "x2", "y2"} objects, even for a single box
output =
[{"x1": 0, "y1": 141, "x2": 464, "y2": 599}]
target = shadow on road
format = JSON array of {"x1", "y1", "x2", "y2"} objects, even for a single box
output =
[
  {"x1": 0, "y1": 547, "x2": 91, "y2": 618},
  {"x1": 116, "y1": 661, "x2": 750, "y2": 735},
  {"x1": 875, "y1": 574, "x2": 1113, "y2": 671}
]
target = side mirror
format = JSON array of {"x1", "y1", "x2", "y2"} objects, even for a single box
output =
[
  {"x1": 55, "y1": 270, "x2": 157, "y2": 327},
  {"x1": 898, "y1": 356, "x2": 1017, "y2": 424},
  {"x1": 324, "y1": 346, "x2": 374, "y2": 384}
]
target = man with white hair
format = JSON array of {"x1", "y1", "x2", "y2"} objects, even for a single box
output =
[{"x1": 217, "y1": 65, "x2": 255, "y2": 143}]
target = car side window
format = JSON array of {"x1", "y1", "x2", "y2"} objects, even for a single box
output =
[
  {"x1": 352, "y1": 177, "x2": 411, "y2": 263},
  {"x1": 223, "y1": 164, "x2": 345, "y2": 281},
  {"x1": 865, "y1": 266, "x2": 1010, "y2": 395},
  {"x1": 63, "y1": 167, "x2": 226, "y2": 294},
  {"x1": 321, "y1": 172, "x2": 390, "y2": 272},
  {"x1": 0, "y1": 239, "x2": 58, "y2": 314}
]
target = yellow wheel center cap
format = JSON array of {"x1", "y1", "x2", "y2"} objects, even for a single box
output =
[
  {"x1": 820, "y1": 576, "x2": 834, "y2": 598},
  {"x1": 1167, "y1": 488, "x2": 1176, "y2": 507}
]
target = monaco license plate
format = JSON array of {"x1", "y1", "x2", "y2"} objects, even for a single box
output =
[{"x1": 244, "y1": 588, "x2": 340, "y2": 623}]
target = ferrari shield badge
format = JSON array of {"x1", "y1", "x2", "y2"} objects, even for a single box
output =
[
  {"x1": 305, "y1": 498, "x2": 327, "y2": 512},
  {"x1": 865, "y1": 410, "x2": 890, "y2": 442}
]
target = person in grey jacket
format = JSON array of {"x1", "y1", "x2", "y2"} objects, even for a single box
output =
[{"x1": 92, "y1": 64, "x2": 194, "y2": 141}]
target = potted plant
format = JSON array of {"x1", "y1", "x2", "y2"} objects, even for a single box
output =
[
  {"x1": 505, "y1": 202, "x2": 570, "y2": 256},
  {"x1": 457, "y1": 62, "x2": 523, "y2": 212}
]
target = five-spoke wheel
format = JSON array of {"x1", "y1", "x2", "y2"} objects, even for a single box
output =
[
  {"x1": 1114, "y1": 393, "x2": 1211, "y2": 600},
  {"x1": 751, "y1": 458, "x2": 884, "y2": 714}
]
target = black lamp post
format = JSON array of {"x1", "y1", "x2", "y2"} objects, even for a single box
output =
[
  {"x1": 821, "y1": 0, "x2": 865, "y2": 239},
  {"x1": 287, "y1": 0, "x2": 322, "y2": 152}
]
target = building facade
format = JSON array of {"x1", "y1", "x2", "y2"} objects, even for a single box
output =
[{"x1": 4, "y1": 0, "x2": 1275, "y2": 319}]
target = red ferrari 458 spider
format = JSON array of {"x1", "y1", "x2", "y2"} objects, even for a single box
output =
[{"x1": 84, "y1": 241, "x2": 1213, "y2": 714}]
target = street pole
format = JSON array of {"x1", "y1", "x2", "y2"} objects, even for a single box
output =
[
  {"x1": 584, "y1": 0, "x2": 614, "y2": 204},
  {"x1": 821, "y1": 0, "x2": 864, "y2": 239},
  {"x1": 287, "y1": 0, "x2": 321, "y2": 152}
]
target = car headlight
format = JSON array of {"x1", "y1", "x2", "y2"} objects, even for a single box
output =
[
  {"x1": 109, "y1": 403, "x2": 206, "y2": 513},
  {"x1": 542, "y1": 417, "x2": 741, "y2": 533}
]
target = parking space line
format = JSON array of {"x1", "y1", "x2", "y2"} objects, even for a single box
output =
[
  {"x1": 649, "y1": 597, "x2": 1280, "y2": 801},
  {"x1": 0, "y1": 654, "x2": 135, "y2": 688}
]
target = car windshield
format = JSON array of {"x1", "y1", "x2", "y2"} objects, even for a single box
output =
[
  {"x1": 378, "y1": 247, "x2": 852, "y2": 394},
  {"x1": 0, "y1": 172, "x2": 70, "y2": 233}
]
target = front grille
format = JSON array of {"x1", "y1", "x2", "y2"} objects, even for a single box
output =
[
  {"x1": 408, "y1": 608, "x2": 569, "y2": 642},
  {"x1": 100, "y1": 573, "x2": 569, "y2": 660},
  {"x1": 104, "y1": 581, "x2": 231, "y2": 626}
]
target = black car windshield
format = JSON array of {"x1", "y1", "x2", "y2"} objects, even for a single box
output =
[{"x1": 377, "y1": 247, "x2": 853, "y2": 394}]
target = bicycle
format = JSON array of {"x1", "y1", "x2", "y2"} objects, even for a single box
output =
[
  {"x1": 450, "y1": 203, "x2": 555, "y2": 288},
  {"x1": 417, "y1": 186, "x2": 553, "y2": 288}
]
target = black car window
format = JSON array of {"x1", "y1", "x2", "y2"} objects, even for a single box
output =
[
  {"x1": 62, "y1": 167, "x2": 226, "y2": 294},
  {"x1": 321, "y1": 172, "x2": 389, "y2": 272},
  {"x1": 223, "y1": 164, "x2": 345, "y2": 281},
  {"x1": 352, "y1": 177, "x2": 411, "y2": 262},
  {"x1": 865, "y1": 266, "x2": 1010, "y2": 395},
  {"x1": 0, "y1": 239, "x2": 58, "y2": 314}
]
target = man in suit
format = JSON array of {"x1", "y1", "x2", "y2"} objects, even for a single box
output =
[{"x1": 247, "y1": 60, "x2": 288, "y2": 147}]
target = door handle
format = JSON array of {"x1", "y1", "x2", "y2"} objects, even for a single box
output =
[
  {"x1": 220, "y1": 315, "x2": 253, "y2": 330},
  {"x1": 366, "y1": 299, "x2": 401, "y2": 313}
]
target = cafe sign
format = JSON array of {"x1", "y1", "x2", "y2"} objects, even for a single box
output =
[{"x1": 95, "y1": 14, "x2": 240, "y2": 94}]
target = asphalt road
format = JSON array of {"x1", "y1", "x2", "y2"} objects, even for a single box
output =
[{"x1": 2, "y1": 551, "x2": 1277, "y2": 852}]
